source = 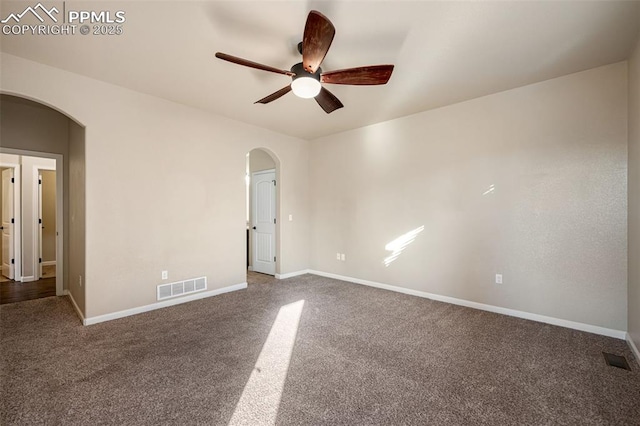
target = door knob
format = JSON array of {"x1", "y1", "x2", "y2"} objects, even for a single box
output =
[{"x1": 253, "y1": 226, "x2": 256, "y2": 230}]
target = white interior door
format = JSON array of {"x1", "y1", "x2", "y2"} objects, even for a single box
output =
[
  {"x1": 2, "y1": 168, "x2": 15, "y2": 279},
  {"x1": 38, "y1": 173, "x2": 43, "y2": 280},
  {"x1": 252, "y1": 170, "x2": 276, "y2": 275}
]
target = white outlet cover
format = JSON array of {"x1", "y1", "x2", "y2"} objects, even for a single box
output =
[
  {"x1": 289, "y1": 214, "x2": 293, "y2": 221},
  {"x1": 162, "y1": 271, "x2": 168, "y2": 280},
  {"x1": 336, "y1": 253, "x2": 341, "y2": 260},
  {"x1": 341, "y1": 254, "x2": 346, "y2": 261},
  {"x1": 495, "y1": 274, "x2": 503, "y2": 284}
]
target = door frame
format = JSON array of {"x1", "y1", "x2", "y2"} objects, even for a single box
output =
[
  {"x1": 34, "y1": 165, "x2": 56, "y2": 281},
  {"x1": 246, "y1": 147, "x2": 281, "y2": 277},
  {"x1": 1, "y1": 147, "x2": 64, "y2": 296},
  {"x1": 0, "y1": 161, "x2": 21, "y2": 281}
]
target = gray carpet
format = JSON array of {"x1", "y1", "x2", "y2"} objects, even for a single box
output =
[{"x1": 1, "y1": 272, "x2": 639, "y2": 425}]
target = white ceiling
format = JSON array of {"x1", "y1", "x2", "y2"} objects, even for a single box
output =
[{"x1": 1, "y1": 1, "x2": 639, "y2": 140}]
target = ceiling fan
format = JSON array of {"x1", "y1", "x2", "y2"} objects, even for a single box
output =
[{"x1": 215, "y1": 10, "x2": 394, "y2": 114}]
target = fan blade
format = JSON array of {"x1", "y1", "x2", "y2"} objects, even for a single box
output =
[
  {"x1": 315, "y1": 87, "x2": 343, "y2": 114},
  {"x1": 321, "y1": 65, "x2": 394, "y2": 85},
  {"x1": 302, "y1": 11, "x2": 335, "y2": 74},
  {"x1": 255, "y1": 86, "x2": 292, "y2": 104},
  {"x1": 215, "y1": 52, "x2": 294, "y2": 77}
]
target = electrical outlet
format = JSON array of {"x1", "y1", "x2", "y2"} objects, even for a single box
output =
[
  {"x1": 341, "y1": 253, "x2": 346, "y2": 261},
  {"x1": 289, "y1": 214, "x2": 293, "y2": 221},
  {"x1": 495, "y1": 274, "x2": 503, "y2": 284},
  {"x1": 336, "y1": 253, "x2": 341, "y2": 260},
  {"x1": 162, "y1": 270, "x2": 168, "y2": 280}
]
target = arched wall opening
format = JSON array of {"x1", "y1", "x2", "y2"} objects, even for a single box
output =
[
  {"x1": 246, "y1": 148, "x2": 281, "y2": 276},
  {"x1": 0, "y1": 93, "x2": 86, "y2": 317}
]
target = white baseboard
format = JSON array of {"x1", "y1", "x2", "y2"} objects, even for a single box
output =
[
  {"x1": 307, "y1": 270, "x2": 626, "y2": 340},
  {"x1": 275, "y1": 269, "x2": 310, "y2": 279},
  {"x1": 83, "y1": 282, "x2": 247, "y2": 326},
  {"x1": 247, "y1": 266, "x2": 254, "y2": 272},
  {"x1": 627, "y1": 333, "x2": 640, "y2": 362},
  {"x1": 42, "y1": 261, "x2": 56, "y2": 267},
  {"x1": 64, "y1": 290, "x2": 85, "y2": 324},
  {"x1": 21, "y1": 275, "x2": 35, "y2": 282}
]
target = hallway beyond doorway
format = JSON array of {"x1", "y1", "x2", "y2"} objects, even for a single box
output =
[{"x1": 0, "y1": 277, "x2": 56, "y2": 304}]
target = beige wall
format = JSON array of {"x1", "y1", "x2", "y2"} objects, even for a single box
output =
[
  {"x1": 40, "y1": 170, "x2": 56, "y2": 262},
  {"x1": 250, "y1": 149, "x2": 276, "y2": 173},
  {"x1": 0, "y1": 53, "x2": 310, "y2": 318},
  {"x1": 310, "y1": 62, "x2": 628, "y2": 331},
  {"x1": 1, "y1": 53, "x2": 630, "y2": 334},
  {"x1": 68, "y1": 122, "x2": 86, "y2": 313},
  {"x1": 629, "y1": 36, "x2": 640, "y2": 351}
]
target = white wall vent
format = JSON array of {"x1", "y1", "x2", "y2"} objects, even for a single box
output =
[{"x1": 157, "y1": 276, "x2": 207, "y2": 301}]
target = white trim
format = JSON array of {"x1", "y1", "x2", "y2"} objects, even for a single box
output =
[
  {"x1": 307, "y1": 270, "x2": 626, "y2": 340},
  {"x1": 627, "y1": 333, "x2": 640, "y2": 362},
  {"x1": 14, "y1": 165, "x2": 22, "y2": 282},
  {"x1": 275, "y1": 269, "x2": 310, "y2": 279},
  {"x1": 42, "y1": 260, "x2": 56, "y2": 266},
  {"x1": 54, "y1": 157, "x2": 63, "y2": 296},
  {"x1": 33, "y1": 164, "x2": 55, "y2": 282},
  {"x1": 33, "y1": 167, "x2": 40, "y2": 280},
  {"x1": 247, "y1": 266, "x2": 254, "y2": 272},
  {"x1": 20, "y1": 275, "x2": 36, "y2": 282},
  {"x1": 0, "y1": 159, "x2": 20, "y2": 167},
  {"x1": 65, "y1": 289, "x2": 85, "y2": 324},
  {"x1": 252, "y1": 168, "x2": 276, "y2": 175},
  {"x1": 0, "y1": 162, "x2": 22, "y2": 281},
  {"x1": 83, "y1": 282, "x2": 248, "y2": 326}
]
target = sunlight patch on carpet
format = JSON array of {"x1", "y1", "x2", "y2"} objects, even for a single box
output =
[{"x1": 228, "y1": 299, "x2": 305, "y2": 425}]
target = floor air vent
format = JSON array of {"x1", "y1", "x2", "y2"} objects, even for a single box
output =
[
  {"x1": 602, "y1": 352, "x2": 631, "y2": 371},
  {"x1": 157, "y1": 277, "x2": 207, "y2": 301}
]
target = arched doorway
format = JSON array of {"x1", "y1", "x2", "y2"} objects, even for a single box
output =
[
  {"x1": 246, "y1": 148, "x2": 280, "y2": 276},
  {"x1": 0, "y1": 94, "x2": 86, "y2": 316}
]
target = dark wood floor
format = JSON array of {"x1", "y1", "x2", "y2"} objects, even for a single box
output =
[{"x1": 0, "y1": 278, "x2": 56, "y2": 305}]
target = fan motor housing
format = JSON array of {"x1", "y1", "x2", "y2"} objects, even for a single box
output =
[{"x1": 291, "y1": 62, "x2": 322, "y2": 82}]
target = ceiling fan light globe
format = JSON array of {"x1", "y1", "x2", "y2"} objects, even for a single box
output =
[{"x1": 291, "y1": 77, "x2": 321, "y2": 98}]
